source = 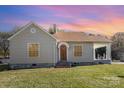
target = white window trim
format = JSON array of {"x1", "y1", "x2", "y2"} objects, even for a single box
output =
[
  {"x1": 93, "y1": 45, "x2": 108, "y2": 60},
  {"x1": 27, "y1": 43, "x2": 40, "y2": 58},
  {"x1": 73, "y1": 44, "x2": 83, "y2": 57}
]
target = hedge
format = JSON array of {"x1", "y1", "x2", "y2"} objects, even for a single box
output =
[{"x1": 0, "y1": 63, "x2": 9, "y2": 71}]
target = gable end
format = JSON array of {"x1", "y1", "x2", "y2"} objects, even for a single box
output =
[{"x1": 8, "y1": 22, "x2": 57, "y2": 41}]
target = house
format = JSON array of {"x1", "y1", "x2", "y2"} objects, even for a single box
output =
[
  {"x1": 112, "y1": 48, "x2": 124, "y2": 62},
  {"x1": 8, "y1": 22, "x2": 112, "y2": 69},
  {"x1": 111, "y1": 32, "x2": 124, "y2": 61}
]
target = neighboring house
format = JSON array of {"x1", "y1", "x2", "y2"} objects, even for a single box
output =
[
  {"x1": 8, "y1": 22, "x2": 112, "y2": 69},
  {"x1": 111, "y1": 32, "x2": 124, "y2": 61},
  {"x1": 112, "y1": 48, "x2": 124, "y2": 61}
]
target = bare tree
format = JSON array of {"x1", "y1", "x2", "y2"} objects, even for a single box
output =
[
  {"x1": 0, "y1": 25, "x2": 20, "y2": 58},
  {"x1": 111, "y1": 32, "x2": 124, "y2": 60},
  {"x1": 111, "y1": 32, "x2": 124, "y2": 50},
  {"x1": 0, "y1": 32, "x2": 11, "y2": 58}
]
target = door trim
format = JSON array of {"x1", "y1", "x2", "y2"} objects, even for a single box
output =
[{"x1": 58, "y1": 42, "x2": 69, "y2": 61}]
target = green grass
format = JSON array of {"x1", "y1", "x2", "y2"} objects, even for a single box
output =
[{"x1": 0, "y1": 64, "x2": 124, "y2": 88}]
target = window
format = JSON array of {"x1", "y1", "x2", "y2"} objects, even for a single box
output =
[
  {"x1": 74, "y1": 45, "x2": 82, "y2": 56},
  {"x1": 28, "y1": 43, "x2": 39, "y2": 57},
  {"x1": 95, "y1": 46, "x2": 106, "y2": 60}
]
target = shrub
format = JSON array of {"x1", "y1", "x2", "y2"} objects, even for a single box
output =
[
  {"x1": 0, "y1": 63, "x2": 9, "y2": 71},
  {"x1": 71, "y1": 62, "x2": 80, "y2": 67}
]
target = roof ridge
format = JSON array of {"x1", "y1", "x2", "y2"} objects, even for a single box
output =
[{"x1": 57, "y1": 31, "x2": 85, "y2": 33}]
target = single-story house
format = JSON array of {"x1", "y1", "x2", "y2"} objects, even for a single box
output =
[{"x1": 8, "y1": 22, "x2": 112, "y2": 69}]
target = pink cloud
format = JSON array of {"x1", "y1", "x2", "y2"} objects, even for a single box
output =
[
  {"x1": 56, "y1": 16, "x2": 124, "y2": 36},
  {"x1": 41, "y1": 6, "x2": 119, "y2": 18},
  {"x1": 39, "y1": 6, "x2": 84, "y2": 16},
  {"x1": 54, "y1": 14, "x2": 75, "y2": 19},
  {"x1": 1, "y1": 18, "x2": 28, "y2": 25}
]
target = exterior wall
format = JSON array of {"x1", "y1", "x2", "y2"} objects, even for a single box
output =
[
  {"x1": 57, "y1": 42, "x2": 111, "y2": 65},
  {"x1": 67, "y1": 42, "x2": 94, "y2": 62},
  {"x1": 57, "y1": 47, "x2": 59, "y2": 62},
  {"x1": 9, "y1": 24, "x2": 57, "y2": 67}
]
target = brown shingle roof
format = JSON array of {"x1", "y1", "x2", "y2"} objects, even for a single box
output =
[{"x1": 53, "y1": 32, "x2": 111, "y2": 43}]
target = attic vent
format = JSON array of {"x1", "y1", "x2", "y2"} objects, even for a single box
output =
[{"x1": 31, "y1": 28, "x2": 36, "y2": 33}]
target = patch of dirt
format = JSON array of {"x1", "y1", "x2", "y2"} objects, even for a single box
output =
[{"x1": 102, "y1": 76, "x2": 120, "y2": 81}]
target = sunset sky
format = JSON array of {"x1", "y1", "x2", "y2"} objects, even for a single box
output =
[{"x1": 0, "y1": 5, "x2": 124, "y2": 36}]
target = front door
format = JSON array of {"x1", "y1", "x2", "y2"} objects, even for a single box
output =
[{"x1": 60, "y1": 45, "x2": 67, "y2": 61}]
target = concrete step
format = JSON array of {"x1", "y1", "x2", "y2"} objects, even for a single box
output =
[{"x1": 55, "y1": 62, "x2": 71, "y2": 68}]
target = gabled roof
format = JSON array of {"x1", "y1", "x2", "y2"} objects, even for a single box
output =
[
  {"x1": 8, "y1": 22, "x2": 57, "y2": 41},
  {"x1": 53, "y1": 32, "x2": 112, "y2": 43},
  {"x1": 8, "y1": 22, "x2": 111, "y2": 43}
]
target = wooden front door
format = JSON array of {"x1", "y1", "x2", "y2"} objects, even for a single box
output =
[{"x1": 60, "y1": 45, "x2": 67, "y2": 61}]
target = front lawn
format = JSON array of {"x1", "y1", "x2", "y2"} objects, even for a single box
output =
[{"x1": 0, "y1": 64, "x2": 124, "y2": 88}]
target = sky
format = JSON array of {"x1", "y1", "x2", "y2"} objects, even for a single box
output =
[{"x1": 0, "y1": 5, "x2": 124, "y2": 36}]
